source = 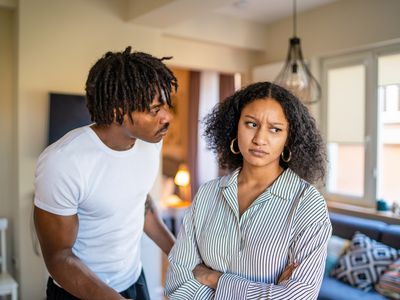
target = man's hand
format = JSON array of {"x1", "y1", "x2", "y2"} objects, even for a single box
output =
[
  {"x1": 192, "y1": 263, "x2": 222, "y2": 289},
  {"x1": 278, "y1": 261, "x2": 299, "y2": 283}
]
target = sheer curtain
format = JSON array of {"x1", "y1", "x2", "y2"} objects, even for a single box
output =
[
  {"x1": 197, "y1": 71, "x2": 220, "y2": 188},
  {"x1": 188, "y1": 71, "x2": 236, "y2": 195}
]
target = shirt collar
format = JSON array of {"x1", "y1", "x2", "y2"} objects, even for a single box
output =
[
  {"x1": 220, "y1": 167, "x2": 241, "y2": 188},
  {"x1": 269, "y1": 168, "x2": 303, "y2": 201},
  {"x1": 220, "y1": 167, "x2": 303, "y2": 201}
]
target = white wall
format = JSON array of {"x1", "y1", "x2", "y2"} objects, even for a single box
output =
[{"x1": 0, "y1": 6, "x2": 17, "y2": 280}]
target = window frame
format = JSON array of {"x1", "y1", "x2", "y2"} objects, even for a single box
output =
[{"x1": 320, "y1": 43, "x2": 400, "y2": 208}]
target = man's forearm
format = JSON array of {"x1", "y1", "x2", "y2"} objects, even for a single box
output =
[
  {"x1": 144, "y1": 195, "x2": 175, "y2": 254},
  {"x1": 45, "y1": 249, "x2": 127, "y2": 300}
]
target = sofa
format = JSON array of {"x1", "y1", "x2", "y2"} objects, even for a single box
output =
[{"x1": 318, "y1": 212, "x2": 400, "y2": 300}]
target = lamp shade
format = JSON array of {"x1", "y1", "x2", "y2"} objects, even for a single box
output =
[
  {"x1": 274, "y1": 0, "x2": 321, "y2": 104},
  {"x1": 274, "y1": 37, "x2": 321, "y2": 104},
  {"x1": 174, "y1": 165, "x2": 190, "y2": 187}
]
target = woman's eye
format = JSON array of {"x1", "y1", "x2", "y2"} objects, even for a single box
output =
[
  {"x1": 270, "y1": 127, "x2": 282, "y2": 133},
  {"x1": 245, "y1": 121, "x2": 257, "y2": 128}
]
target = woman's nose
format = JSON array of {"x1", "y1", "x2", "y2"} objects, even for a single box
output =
[{"x1": 252, "y1": 130, "x2": 267, "y2": 145}]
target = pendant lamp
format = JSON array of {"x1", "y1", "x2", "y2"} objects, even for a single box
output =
[{"x1": 274, "y1": 0, "x2": 321, "y2": 105}]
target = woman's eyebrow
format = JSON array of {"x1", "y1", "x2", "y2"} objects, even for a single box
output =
[
  {"x1": 243, "y1": 115, "x2": 286, "y2": 126},
  {"x1": 243, "y1": 115, "x2": 257, "y2": 120}
]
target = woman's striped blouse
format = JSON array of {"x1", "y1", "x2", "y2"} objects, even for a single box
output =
[{"x1": 165, "y1": 168, "x2": 332, "y2": 300}]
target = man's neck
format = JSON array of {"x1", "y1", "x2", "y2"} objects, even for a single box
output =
[{"x1": 90, "y1": 124, "x2": 136, "y2": 151}]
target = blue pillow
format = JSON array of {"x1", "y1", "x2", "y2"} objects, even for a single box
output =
[{"x1": 325, "y1": 235, "x2": 351, "y2": 275}]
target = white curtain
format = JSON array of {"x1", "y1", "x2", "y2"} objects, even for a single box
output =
[{"x1": 197, "y1": 71, "x2": 219, "y2": 186}]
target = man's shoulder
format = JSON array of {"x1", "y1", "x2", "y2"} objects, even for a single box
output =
[{"x1": 38, "y1": 126, "x2": 90, "y2": 165}]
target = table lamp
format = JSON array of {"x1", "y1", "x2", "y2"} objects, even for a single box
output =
[{"x1": 174, "y1": 164, "x2": 191, "y2": 202}]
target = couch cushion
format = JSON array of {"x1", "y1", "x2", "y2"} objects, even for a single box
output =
[
  {"x1": 329, "y1": 213, "x2": 386, "y2": 241},
  {"x1": 380, "y1": 225, "x2": 400, "y2": 249},
  {"x1": 319, "y1": 276, "x2": 389, "y2": 300},
  {"x1": 331, "y1": 232, "x2": 400, "y2": 291},
  {"x1": 375, "y1": 258, "x2": 400, "y2": 299}
]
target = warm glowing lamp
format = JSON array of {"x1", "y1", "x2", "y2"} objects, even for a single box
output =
[
  {"x1": 174, "y1": 168, "x2": 190, "y2": 187},
  {"x1": 174, "y1": 164, "x2": 191, "y2": 201}
]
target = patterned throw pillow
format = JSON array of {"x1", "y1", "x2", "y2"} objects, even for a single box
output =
[
  {"x1": 331, "y1": 232, "x2": 400, "y2": 291},
  {"x1": 375, "y1": 258, "x2": 400, "y2": 299}
]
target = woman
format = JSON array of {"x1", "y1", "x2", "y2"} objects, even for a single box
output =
[{"x1": 165, "y1": 82, "x2": 332, "y2": 299}]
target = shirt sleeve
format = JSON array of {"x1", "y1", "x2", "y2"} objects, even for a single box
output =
[
  {"x1": 214, "y1": 221, "x2": 332, "y2": 300},
  {"x1": 34, "y1": 149, "x2": 81, "y2": 216},
  {"x1": 164, "y1": 195, "x2": 215, "y2": 300}
]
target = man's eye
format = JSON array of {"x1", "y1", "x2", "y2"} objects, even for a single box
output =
[{"x1": 150, "y1": 108, "x2": 160, "y2": 115}]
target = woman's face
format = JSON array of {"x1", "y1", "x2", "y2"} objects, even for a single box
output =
[{"x1": 237, "y1": 98, "x2": 289, "y2": 170}]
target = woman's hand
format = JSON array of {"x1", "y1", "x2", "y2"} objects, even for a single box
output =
[
  {"x1": 193, "y1": 260, "x2": 298, "y2": 290},
  {"x1": 278, "y1": 261, "x2": 299, "y2": 283},
  {"x1": 193, "y1": 263, "x2": 222, "y2": 289}
]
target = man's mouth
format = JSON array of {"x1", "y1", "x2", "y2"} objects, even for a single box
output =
[{"x1": 157, "y1": 124, "x2": 169, "y2": 136}]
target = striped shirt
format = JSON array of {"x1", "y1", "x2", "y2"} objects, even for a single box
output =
[{"x1": 165, "y1": 168, "x2": 332, "y2": 300}]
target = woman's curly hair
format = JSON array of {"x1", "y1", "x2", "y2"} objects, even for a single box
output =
[
  {"x1": 203, "y1": 81, "x2": 327, "y2": 184},
  {"x1": 85, "y1": 46, "x2": 178, "y2": 125}
]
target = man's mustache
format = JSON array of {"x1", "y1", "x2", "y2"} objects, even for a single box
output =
[{"x1": 157, "y1": 123, "x2": 169, "y2": 134}]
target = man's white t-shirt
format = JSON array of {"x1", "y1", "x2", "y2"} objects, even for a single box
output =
[{"x1": 34, "y1": 125, "x2": 161, "y2": 292}]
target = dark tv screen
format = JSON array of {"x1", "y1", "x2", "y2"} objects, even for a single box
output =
[{"x1": 48, "y1": 93, "x2": 92, "y2": 145}]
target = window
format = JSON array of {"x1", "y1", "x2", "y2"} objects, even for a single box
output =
[
  {"x1": 321, "y1": 45, "x2": 400, "y2": 208},
  {"x1": 377, "y1": 54, "x2": 400, "y2": 208}
]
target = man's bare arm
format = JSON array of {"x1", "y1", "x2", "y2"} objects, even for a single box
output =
[
  {"x1": 34, "y1": 206, "x2": 128, "y2": 300},
  {"x1": 143, "y1": 195, "x2": 175, "y2": 255}
]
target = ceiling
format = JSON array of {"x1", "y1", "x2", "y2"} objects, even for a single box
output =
[
  {"x1": 125, "y1": 0, "x2": 339, "y2": 51},
  {"x1": 216, "y1": 0, "x2": 338, "y2": 24},
  {"x1": 127, "y1": 0, "x2": 339, "y2": 27},
  {"x1": 0, "y1": 0, "x2": 340, "y2": 52}
]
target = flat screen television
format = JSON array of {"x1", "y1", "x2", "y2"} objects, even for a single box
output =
[{"x1": 48, "y1": 93, "x2": 92, "y2": 145}]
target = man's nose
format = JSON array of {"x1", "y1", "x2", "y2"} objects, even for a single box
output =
[{"x1": 160, "y1": 106, "x2": 173, "y2": 123}]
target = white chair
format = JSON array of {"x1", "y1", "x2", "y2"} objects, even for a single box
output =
[{"x1": 0, "y1": 218, "x2": 18, "y2": 300}]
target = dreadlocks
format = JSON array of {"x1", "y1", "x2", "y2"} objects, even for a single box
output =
[{"x1": 85, "y1": 46, "x2": 178, "y2": 125}]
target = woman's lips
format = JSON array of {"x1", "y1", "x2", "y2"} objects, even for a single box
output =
[{"x1": 249, "y1": 149, "x2": 268, "y2": 157}]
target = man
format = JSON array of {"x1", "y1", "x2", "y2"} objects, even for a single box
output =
[{"x1": 34, "y1": 46, "x2": 177, "y2": 300}]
